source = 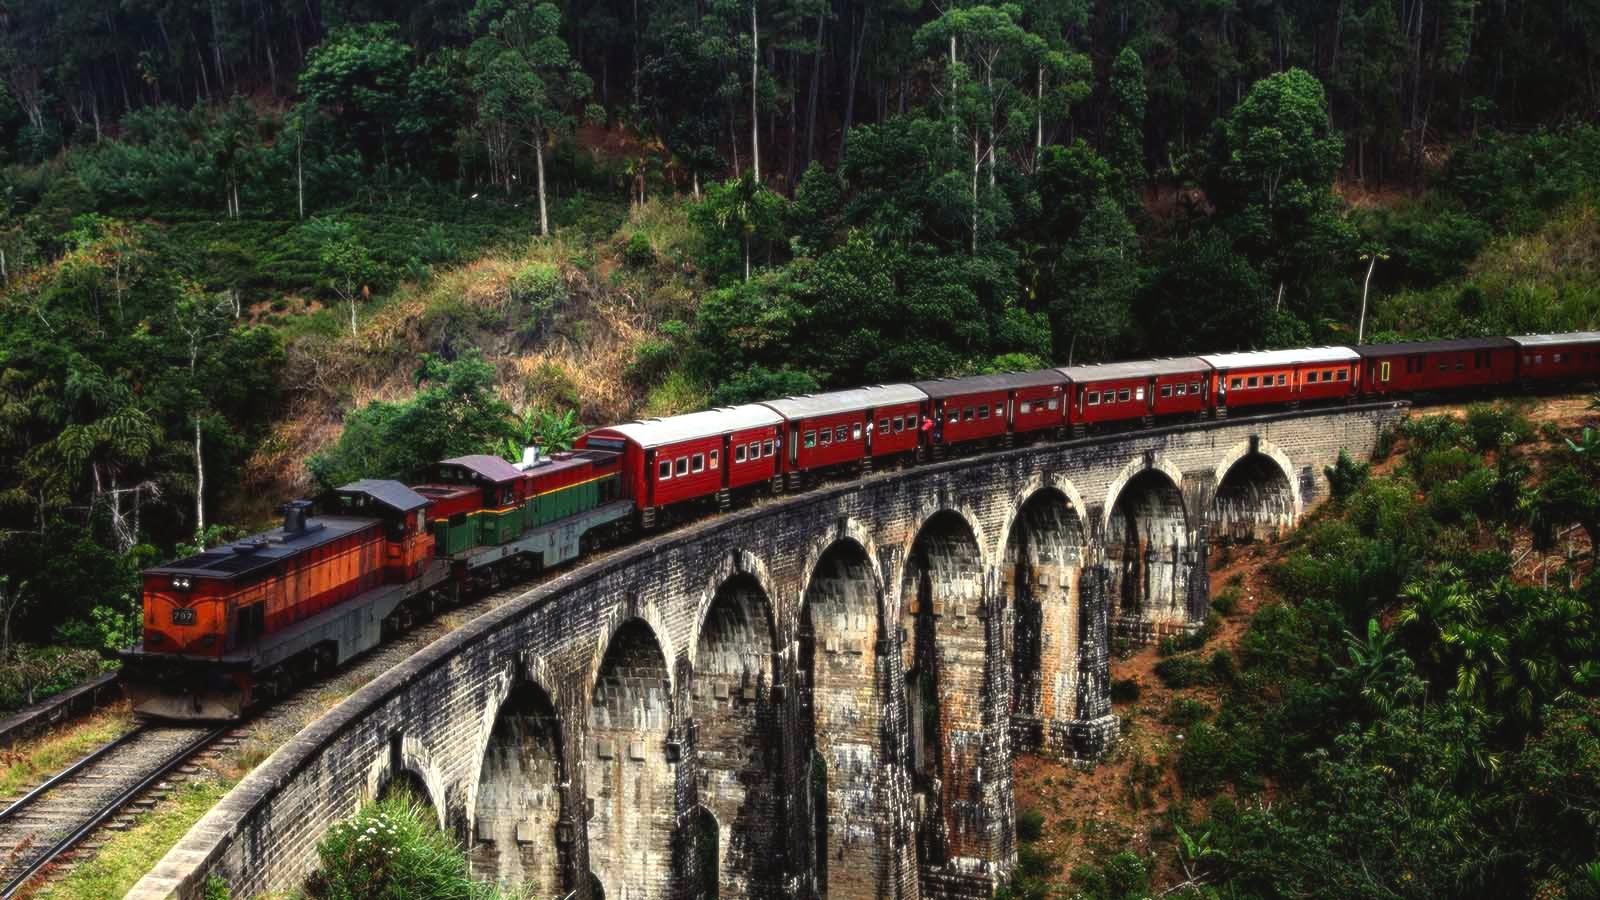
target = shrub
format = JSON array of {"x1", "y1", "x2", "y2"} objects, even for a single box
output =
[
  {"x1": 624, "y1": 231, "x2": 655, "y2": 267},
  {"x1": 1209, "y1": 649, "x2": 1237, "y2": 684},
  {"x1": 1177, "y1": 721, "x2": 1247, "y2": 794},
  {"x1": 1164, "y1": 697, "x2": 1214, "y2": 727},
  {"x1": 306, "y1": 791, "x2": 500, "y2": 900},
  {"x1": 508, "y1": 261, "x2": 566, "y2": 321},
  {"x1": 1464, "y1": 403, "x2": 1532, "y2": 450},
  {"x1": 1160, "y1": 613, "x2": 1220, "y2": 656},
  {"x1": 1110, "y1": 677, "x2": 1142, "y2": 704},
  {"x1": 1016, "y1": 807, "x2": 1045, "y2": 843},
  {"x1": 1155, "y1": 654, "x2": 1214, "y2": 689},
  {"x1": 1211, "y1": 583, "x2": 1242, "y2": 616},
  {"x1": 1411, "y1": 445, "x2": 1481, "y2": 489},
  {"x1": 1325, "y1": 450, "x2": 1371, "y2": 502},
  {"x1": 1400, "y1": 414, "x2": 1469, "y2": 453}
]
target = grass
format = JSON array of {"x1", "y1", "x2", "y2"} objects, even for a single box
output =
[
  {"x1": 38, "y1": 777, "x2": 232, "y2": 900},
  {"x1": 0, "y1": 706, "x2": 135, "y2": 799}
]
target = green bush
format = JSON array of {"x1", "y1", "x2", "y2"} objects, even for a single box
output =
[
  {"x1": 1155, "y1": 654, "x2": 1214, "y2": 689},
  {"x1": 1159, "y1": 613, "x2": 1219, "y2": 656},
  {"x1": 1325, "y1": 450, "x2": 1370, "y2": 501},
  {"x1": 624, "y1": 231, "x2": 655, "y2": 267},
  {"x1": 1400, "y1": 414, "x2": 1469, "y2": 453},
  {"x1": 1163, "y1": 697, "x2": 1214, "y2": 727},
  {"x1": 509, "y1": 261, "x2": 567, "y2": 323},
  {"x1": 1016, "y1": 807, "x2": 1045, "y2": 843},
  {"x1": 0, "y1": 645, "x2": 108, "y2": 711},
  {"x1": 1110, "y1": 677, "x2": 1142, "y2": 704},
  {"x1": 1211, "y1": 583, "x2": 1242, "y2": 616},
  {"x1": 306, "y1": 791, "x2": 503, "y2": 900},
  {"x1": 1464, "y1": 403, "x2": 1532, "y2": 450}
]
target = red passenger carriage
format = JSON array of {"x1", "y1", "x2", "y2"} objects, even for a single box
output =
[
  {"x1": 1509, "y1": 333, "x2": 1600, "y2": 383},
  {"x1": 761, "y1": 385, "x2": 926, "y2": 475},
  {"x1": 1202, "y1": 347, "x2": 1360, "y2": 411},
  {"x1": 1060, "y1": 358, "x2": 1210, "y2": 427},
  {"x1": 914, "y1": 372, "x2": 1067, "y2": 447},
  {"x1": 577, "y1": 405, "x2": 784, "y2": 526},
  {"x1": 1357, "y1": 338, "x2": 1516, "y2": 395}
]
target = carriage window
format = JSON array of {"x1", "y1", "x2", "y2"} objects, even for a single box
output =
[
  {"x1": 765, "y1": 439, "x2": 776, "y2": 456},
  {"x1": 1020, "y1": 402, "x2": 1032, "y2": 414},
  {"x1": 676, "y1": 457, "x2": 689, "y2": 476},
  {"x1": 1306, "y1": 372, "x2": 1318, "y2": 383},
  {"x1": 1175, "y1": 383, "x2": 1186, "y2": 396},
  {"x1": 1087, "y1": 391, "x2": 1101, "y2": 405},
  {"x1": 964, "y1": 407, "x2": 976, "y2": 421},
  {"x1": 1230, "y1": 378, "x2": 1241, "y2": 390},
  {"x1": 836, "y1": 426, "x2": 849, "y2": 441},
  {"x1": 879, "y1": 418, "x2": 891, "y2": 432},
  {"x1": 1048, "y1": 399, "x2": 1059, "y2": 410},
  {"x1": 1135, "y1": 387, "x2": 1145, "y2": 400},
  {"x1": 1247, "y1": 376, "x2": 1259, "y2": 388},
  {"x1": 978, "y1": 405, "x2": 990, "y2": 419},
  {"x1": 1535, "y1": 354, "x2": 1543, "y2": 364},
  {"x1": 853, "y1": 424, "x2": 863, "y2": 439},
  {"x1": 994, "y1": 404, "x2": 1004, "y2": 416},
  {"x1": 1192, "y1": 381, "x2": 1202, "y2": 394},
  {"x1": 1337, "y1": 370, "x2": 1349, "y2": 380},
  {"x1": 819, "y1": 429, "x2": 832, "y2": 445},
  {"x1": 691, "y1": 454, "x2": 705, "y2": 473},
  {"x1": 709, "y1": 450, "x2": 719, "y2": 468},
  {"x1": 906, "y1": 415, "x2": 917, "y2": 429},
  {"x1": 735, "y1": 445, "x2": 747, "y2": 463},
  {"x1": 1160, "y1": 385, "x2": 1172, "y2": 398},
  {"x1": 1118, "y1": 388, "x2": 1131, "y2": 402},
  {"x1": 1554, "y1": 352, "x2": 1565, "y2": 364},
  {"x1": 893, "y1": 416, "x2": 904, "y2": 432},
  {"x1": 804, "y1": 431, "x2": 817, "y2": 448}
]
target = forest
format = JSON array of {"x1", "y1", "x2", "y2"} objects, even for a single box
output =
[{"x1": 1, "y1": 0, "x2": 1599, "y2": 892}]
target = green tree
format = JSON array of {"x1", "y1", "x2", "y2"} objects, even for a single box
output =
[
  {"x1": 308, "y1": 352, "x2": 512, "y2": 488},
  {"x1": 468, "y1": 0, "x2": 593, "y2": 235},
  {"x1": 1105, "y1": 46, "x2": 1147, "y2": 196},
  {"x1": 304, "y1": 217, "x2": 378, "y2": 336}
]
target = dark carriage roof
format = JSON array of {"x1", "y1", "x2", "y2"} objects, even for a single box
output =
[
  {"x1": 1058, "y1": 357, "x2": 1211, "y2": 382},
  {"x1": 913, "y1": 370, "x2": 1065, "y2": 398},
  {"x1": 146, "y1": 515, "x2": 376, "y2": 580},
  {"x1": 334, "y1": 479, "x2": 429, "y2": 513},
  {"x1": 1356, "y1": 337, "x2": 1515, "y2": 357},
  {"x1": 440, "y1": 454, "x2": 525, "y2": 484}
]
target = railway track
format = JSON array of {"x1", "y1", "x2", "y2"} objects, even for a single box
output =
[{"x1": 0, "y1": 724, "x2": 227, "y2": 898}]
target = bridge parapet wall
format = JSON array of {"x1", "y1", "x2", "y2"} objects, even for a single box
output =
[{"x1": 130, "y1": 403, "x2": 1404, "y2": 900}]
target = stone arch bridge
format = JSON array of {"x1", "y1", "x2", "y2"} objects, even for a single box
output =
[{"x1": 132, "y1": 403, "x2": 1403, "y2": 900}]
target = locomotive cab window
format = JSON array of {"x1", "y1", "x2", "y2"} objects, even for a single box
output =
[{"x1": 658, "y1": 460, "x2": 672, "y2": 480}]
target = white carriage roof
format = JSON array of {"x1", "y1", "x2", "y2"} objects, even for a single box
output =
[
  {"x1": 1200, "y1": 346, "x2": 1359, "y2": 369},
  {"x1": 593, "y1": 405, "x2": 783, "y2": 449},
  {"x1": 1058, "y1": 358, "x2": 1210, "y2": 381},
  {"x1": 760, "y1": 384, "x2": 928, "y2": 418},
  {"x1": 1508, "y1": 332, "x2": 1600, "y2": 347}
]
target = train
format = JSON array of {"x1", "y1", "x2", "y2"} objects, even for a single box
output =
[{"x1": 121, "y1": 332, "x2": 1600, "y2": 719}]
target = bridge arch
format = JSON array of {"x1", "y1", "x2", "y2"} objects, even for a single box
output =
[
  {"x1": 899, "y1": 509, "x2": 995, "y2": 870},
  {"x1": 690, "y1": 571, "x2": 780, "y2": 898},
  {"x1": 798, "y1": 535, "x2": 905, "y2": 897},
  {"x1": 586, "y1": 617, "x2": 675, "y2": 899},
  {"x1": 1002, "y1": 485, "x2": 1088, "y2": 749},
  {"x1": 363, "y1": 733, "x2": 447, "y2": 831},
  {"x1": 1211, "y1": 437, "x2": 1301, "y2": 542},
  {"x1": 468, "y1": 678, "x2": 567, "y2": 893},
  {"x1": 1104, "y1": 457, "x2": 1194, "y2": 639}
]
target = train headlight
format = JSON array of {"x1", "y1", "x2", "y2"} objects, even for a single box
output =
[{"x1": 171, "y1": 576, "x2": 192, "y2": 591}]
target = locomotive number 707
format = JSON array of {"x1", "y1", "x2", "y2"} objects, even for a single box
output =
[{"x1": 171, "y1": 608, "x2": 197, "y2": 625}]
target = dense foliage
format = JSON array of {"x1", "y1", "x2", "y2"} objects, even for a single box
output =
[{"x1": 1064, "y1": 408, "x2": 1600, "y2": 898}]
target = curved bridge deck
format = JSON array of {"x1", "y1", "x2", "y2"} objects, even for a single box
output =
[{"x1": 130, "y1": 402, "x2": 1405, "y2": 900}]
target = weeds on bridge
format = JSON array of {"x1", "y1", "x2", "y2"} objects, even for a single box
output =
[{"x1": 306, "y1": 791, "x2": 515, "y2": 900}]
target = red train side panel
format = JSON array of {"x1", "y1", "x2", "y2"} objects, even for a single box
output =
[
  {"x1": 577, "y1": 405, "x2": 785, "y2": 515},
  {"x1": 1061, "y1": 359, "x2": 1209, "y2": 426},
  {"x1": 1202, "y1": 348, "x2": 1360, "y2": 411},
  {"x1": 762, "y1": 385, "x2": 929, "y2": 474},
  {"x1": 1357, "y1": 338, "x2": 1517, "y2": 394},
  {"x1": 915, "y1": 372, "x2": 1067, "y2": 447},
  {"x1": 1510, "y1": 333, "x2": 1600, "y2": 383}
]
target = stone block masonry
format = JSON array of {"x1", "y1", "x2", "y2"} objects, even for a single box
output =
[{"x1": 130, "y1": 403, "x2": 1405, "y2": 900}]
